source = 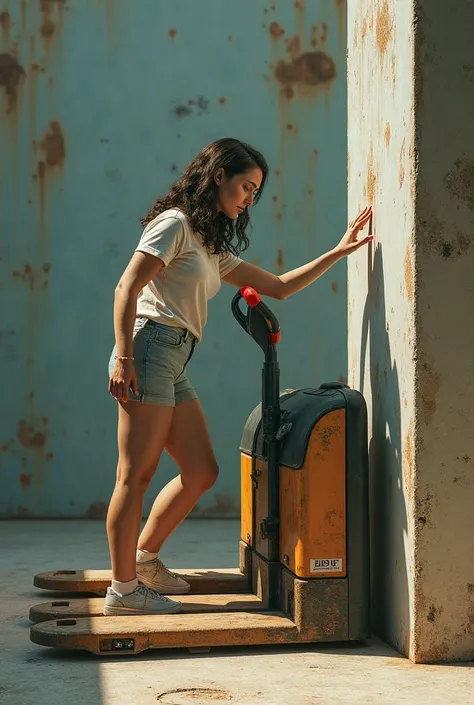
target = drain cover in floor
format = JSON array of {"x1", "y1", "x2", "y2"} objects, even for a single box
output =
[{"x1": 156, "y1": 688, "x2": 233, "y2": 704}]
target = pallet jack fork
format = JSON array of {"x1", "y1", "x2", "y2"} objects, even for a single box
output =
[{"x1": 30, "y1": 287, "x2": 370, "y2": 656}]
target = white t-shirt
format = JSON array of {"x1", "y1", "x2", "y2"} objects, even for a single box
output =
[{"x1": 135, "y1": 209, "x2": 243, "y2": 342}]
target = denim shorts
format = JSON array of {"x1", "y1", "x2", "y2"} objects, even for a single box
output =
[{"x1": 108, "y1": 317, "x2": 198, "y2": 406}]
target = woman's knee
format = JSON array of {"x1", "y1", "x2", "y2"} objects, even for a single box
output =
[
  {"x1": 115, "y1": 461, "x2": 156, "y2": 492},
  {"x1": 185, "y1": 462, "x2": 219, "y2": 493}
]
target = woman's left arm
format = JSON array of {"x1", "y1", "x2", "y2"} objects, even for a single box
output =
[{"x1": 222, "y1": 206, "x2": 373, "y2": 300}]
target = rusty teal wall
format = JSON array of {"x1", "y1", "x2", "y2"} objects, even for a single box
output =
[{"x1": 0, "y1": 0, "x2": 348, "y2": 518}]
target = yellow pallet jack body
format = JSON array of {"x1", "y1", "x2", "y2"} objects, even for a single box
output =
[{"x1": 30, "y1": 288, "x2": 370, "y2": 656}]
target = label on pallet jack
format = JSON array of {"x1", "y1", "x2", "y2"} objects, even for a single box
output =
[{"x1": 310, "y1": 558, "x2": 343, "y2": 573}]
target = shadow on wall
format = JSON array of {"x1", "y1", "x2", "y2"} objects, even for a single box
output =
[{"x1": 359, "y1": 243, "x2": 409, "y2": 656}]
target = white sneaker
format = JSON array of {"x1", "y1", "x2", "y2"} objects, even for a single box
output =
[
  {"x1": 103, "y1": 583, "x2": 182, "y2": 616},
  {"x1": 136, "y1": 557, "x2": 191, "y2": 595}
]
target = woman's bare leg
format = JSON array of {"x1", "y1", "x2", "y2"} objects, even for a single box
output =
[
  {"x1": 138, "y1": 399, "x2": 219, "y2": 552},
  {"x1": 106, "y1": 400, "x2": 174, "y2": 581}
]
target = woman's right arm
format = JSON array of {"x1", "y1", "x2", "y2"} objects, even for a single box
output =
[{"x1": 109, "y1": 252, "x2": 165, "y2": 403}]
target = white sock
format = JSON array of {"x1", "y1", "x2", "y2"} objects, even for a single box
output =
[
  {"x1": 111, "y1": 578, "x2": 138, "y2": 596},
  {"x1": 136, "y1": 548, "x2": 158, "y2": 563}
]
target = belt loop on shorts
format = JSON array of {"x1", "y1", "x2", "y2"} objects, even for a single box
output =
[{"x1": 183, "y1": 329, "x2": 189, "y2": 343}]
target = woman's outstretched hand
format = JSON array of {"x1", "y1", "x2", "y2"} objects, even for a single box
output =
[{"x1": 335, "y1": 206, "x2": 373, "y2": 256}]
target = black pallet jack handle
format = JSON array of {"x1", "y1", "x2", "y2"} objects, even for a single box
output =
[{"x1": 231, "y1": 287, "x2": 281, "y2": 564}]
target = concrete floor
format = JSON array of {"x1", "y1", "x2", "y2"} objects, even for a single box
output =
[{"x1": 1, "y1": 520, "x2": 473, "y2": 705}]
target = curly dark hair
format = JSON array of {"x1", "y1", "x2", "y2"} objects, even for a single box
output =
[{"x1": 140, "y1": 138, "x2": 268, "y2": 256}]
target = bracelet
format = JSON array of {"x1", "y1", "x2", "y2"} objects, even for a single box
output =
[{"x1": 116, "y1": 356, "x2": 134, "y2": 361}]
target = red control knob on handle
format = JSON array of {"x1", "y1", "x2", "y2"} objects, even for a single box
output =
[{"x1": 240, "y1": 286, "x2": 261, "y2": 308}]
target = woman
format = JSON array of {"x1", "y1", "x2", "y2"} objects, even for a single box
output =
[{"x1": 104, "y1": 137, "x2": 372, "y2": 616}]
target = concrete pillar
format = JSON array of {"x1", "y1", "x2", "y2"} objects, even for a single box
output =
[{"x1": 347, "y1": 0, "x2": 474, "y2": 663}]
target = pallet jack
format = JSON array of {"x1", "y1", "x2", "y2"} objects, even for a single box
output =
[{"x1": 30, "y1": 287, "x2": 370, "y2": 655}]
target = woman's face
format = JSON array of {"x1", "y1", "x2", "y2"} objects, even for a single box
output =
[{"x1": 215, "y1": 167, "x2": 263, "y2": 220}]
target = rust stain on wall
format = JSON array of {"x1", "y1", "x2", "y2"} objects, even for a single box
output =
[
  {"x1": 331, "y1": 281, "x2": 338, "y2": 294},
  {"x1": 404, "y1": 245, "x2": 413, "y2": 302},
  {"x1": 275, "y1": 51, "x2": 336, "y2": 88},
  {"x1": 285, "y1": 35, "x2": 301, "y2": 56},
  {"x1": 168, "y1": 28, "x2": 177, "y2": 39},
  {"x1": 294, "y1": 0, "x2": 306, "y2": 42},
  {"x1": 276, "y1": 248, "x2": 285, "y2": 273},
  {"x1": 384, "y1": 122, "x2": 391, "y2": 148},
  {"x1": 20, "y1": 473, "x2": 32, "y2": 489},
  {"x1": 20, "y1": 0, "x2": 27, "y2": 31},
  {"x1": 0, "y1": 52, "x2": 26, "y2": 113},
  {"x1": 269, "y1": 21, "x2": 285, "y2": 39},
  {"x1": 38, "y1": 120, "x2": 66, "y2": 168},
  {"x1": 18, "y1": 419, "x2": 47, "y2": 448},
  {"x1": 34, "y1": 120, "x2": 66, "y2": 223},
  {"x1": 333, "y1": 0, "x2": 346, "y2": 45},
  {"x1": 391, "y1": 53, "x2": 397, "y2": 94},
  {"x1": 86, "y1": 501, "x2": 108, "y2": 518},
  {"x1": 12, "y1": 264, "x2": 37, "y2": 290},
  {"x1": 376, "y1": 0, "x2": 393, "y2": 58},
  {"x1": 39, "y1": 0, "x2": 66, "y2": 47},
  {"x1": 193, "y1": 492, "x2": 239, "y2": 517},
  {"x1": 320, "y1": 22, "x2": 328, "y2": 45},
  {"x1": 403, "y1": 426, "x2": 414, "y2": 502},
  {"x1": 366, "y1": 145, "x2": 376, "y2": 203},
  {"x1": 399, "y1": 138, "x2": 406, "y2": 188},
  {"x1": 0, "y1": 10, "x2": 11, "y2": 44}
]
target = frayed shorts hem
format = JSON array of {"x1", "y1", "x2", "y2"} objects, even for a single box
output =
[{"x1": 127, "y1": 388, "x2": 198, "y2": 407}]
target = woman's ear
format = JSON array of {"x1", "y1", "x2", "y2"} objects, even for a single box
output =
[{"x1": 214, "y1": 168, "x2": 224, "y2": 186}]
